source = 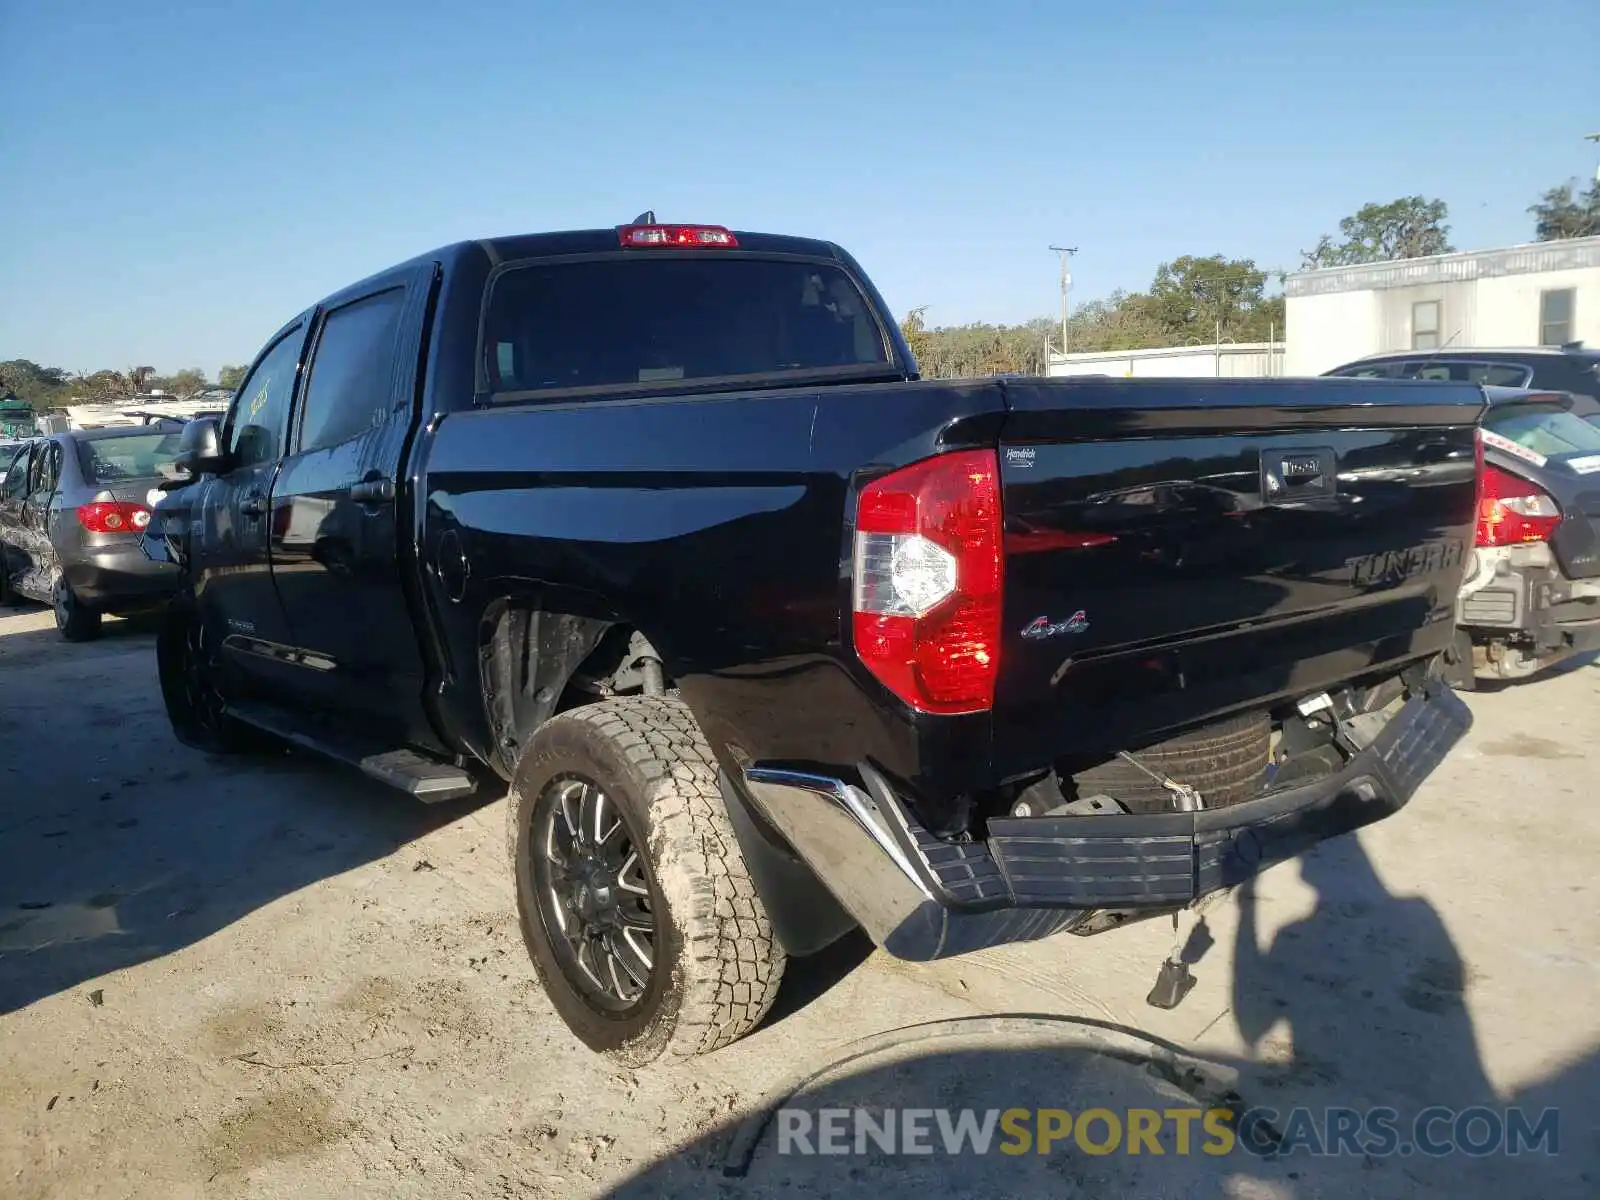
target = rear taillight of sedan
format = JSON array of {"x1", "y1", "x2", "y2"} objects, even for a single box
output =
[
  {"x1": 77, "y1": 501, "x2": 152, "y2": 533},
  {"x1": 1475, "y1": 463, "x2": 1561, "y2": 547}
]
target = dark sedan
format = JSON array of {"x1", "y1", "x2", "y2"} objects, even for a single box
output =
[
  {"x1": 1455, "y1": 387, "x2": 1600, "y2": 680},
  {"x1": 1324, "y1": 345, "x2": 1600, "y2": 414},
  {"x1": 0, "y1": 427, "x2": 185, "y2": 640}
]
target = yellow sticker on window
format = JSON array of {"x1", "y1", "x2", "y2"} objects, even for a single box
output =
[{"x1": 248, "y1": 378, "x2": 271, "y2": 419}]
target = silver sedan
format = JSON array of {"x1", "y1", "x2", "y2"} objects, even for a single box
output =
[{"x1": 0, "y1": 427, "x2": 185, "y2": 640}]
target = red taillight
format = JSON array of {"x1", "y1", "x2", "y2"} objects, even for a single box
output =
[
  {"x1": 77, "y1": 501, "x2": 151, "y2": 534},
  {"x1": 617, "y1": 224, "x2": 738, "y2": 249},
  {"x1": 1475, "y1": 462, "x2": 1561, "y2": 546},
  {"x1": 851, "y1": 449, "x2": 1003, "y2": 714}
]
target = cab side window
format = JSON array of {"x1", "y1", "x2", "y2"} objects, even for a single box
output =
[
  {"x1": 295, "y1": 289, "x2": 407, "y2": 454},
  {"x1": 227, "y1": 325, "x2": 305, "y2": 469}
]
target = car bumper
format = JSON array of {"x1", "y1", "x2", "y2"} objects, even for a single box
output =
[
  {"x1": 1458, "y1": 543, "x2": 1600, "y2": 655},
  {"x1": 742, "y1": 681, "x2": 1471, "y2": 963},
  {"x1": 64, "y1": 546, "x2": 182, "y2": 610}
]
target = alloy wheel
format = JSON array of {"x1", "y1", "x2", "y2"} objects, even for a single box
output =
[
  {"x1": 530, "y1": 775, "x2": 658, "y2": 1011},
  {"x1": 178, "y1": 617, "x2": 230, "y2": 737}
]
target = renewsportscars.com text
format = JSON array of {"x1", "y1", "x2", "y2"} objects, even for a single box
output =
[{"x1": 776, "y1": 1105, "x2": 1560, "y2": 1159}]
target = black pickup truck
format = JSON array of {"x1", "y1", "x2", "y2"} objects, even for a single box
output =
[{"x1": 146, "y1": 220, "x2": 1482, "y2": 1064}]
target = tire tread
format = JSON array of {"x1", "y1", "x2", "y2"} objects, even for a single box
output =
[
  {"x1": 511, "y1": 696, "x2": 785, "y2": 1062},
  {"x1": 1071, "y1": 709, "x2": 1271, "y2": 811}
]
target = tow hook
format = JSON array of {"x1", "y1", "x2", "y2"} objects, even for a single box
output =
[
  {"x1": 1115, "y1": 750, "x2": 1204, "y2": 813},
  {"x1": 1146, "y1": 889, "x2": 1230, "y2": 1010}
]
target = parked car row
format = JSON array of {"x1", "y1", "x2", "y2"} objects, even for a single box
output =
[{"x1": 0, "y1": 426, "x2": 185, "y2": 638}]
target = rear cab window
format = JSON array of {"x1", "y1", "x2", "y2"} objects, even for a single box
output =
[
  {"x1": 78, "y1": 433, "x2": 186, "y2": 484},
  {"x1": 483, "y1": 256, "x2": 892, "y2": 401}
]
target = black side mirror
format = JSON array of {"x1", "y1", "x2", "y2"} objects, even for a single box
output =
[{"x1": 171, "y1": 416, "x2": 226, "y2": 481}]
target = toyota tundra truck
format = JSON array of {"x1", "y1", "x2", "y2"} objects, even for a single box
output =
[{"x1": 144, "y1": 219, "x2": 1482, "y2": 1064}]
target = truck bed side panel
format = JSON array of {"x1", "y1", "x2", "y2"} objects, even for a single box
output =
[{"x1": 416, "y1": 381, "x2": 1005, "y2": 794}]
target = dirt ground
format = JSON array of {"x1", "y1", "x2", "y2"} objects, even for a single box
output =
[{"x1": 1, "y1": 605, "x2": 1596, "y2": 1199}]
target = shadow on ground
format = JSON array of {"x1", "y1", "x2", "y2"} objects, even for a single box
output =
[
  {"x1": 0, "y1": 617, "x2": 493, "y2": 1013},
  {"x1": 607, "y1": 836, "x2": 1597, "y2": 1198}
]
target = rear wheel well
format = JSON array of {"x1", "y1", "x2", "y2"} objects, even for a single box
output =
[
  {"x1": 479, "y1": 603, "x2": 671, "y2": 774},
  {"x1": 559, "y1": 624, "x2": 672, "y2": 707}
]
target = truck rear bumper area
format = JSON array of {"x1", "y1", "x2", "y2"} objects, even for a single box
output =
[{"x1": 742, "y1": 682, "x2": 1470, "y2": 963}]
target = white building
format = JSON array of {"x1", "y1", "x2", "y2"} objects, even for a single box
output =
[
  {"x1": 1284, "y1": 235, "x2": 1600, "y2": 376},
  {"x1": 1047, "y1": 341, "x2": 1285, "y2": 379}
]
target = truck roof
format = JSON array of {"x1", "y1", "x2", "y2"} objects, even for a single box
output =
[
  {"x1": 321, "y1": 227, "x2": 859, "y2": 322},
  {"x1": 481, "y1": 227, "x2": 847, "y2": 262},
  {"x1": 395, "y1": 229, "x2": 851, "y2": 279}
]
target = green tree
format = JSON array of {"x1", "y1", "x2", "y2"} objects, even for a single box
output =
[
  {"x1": 1301, "y1": 197, "x2": 1454, "y2": 268},
  {"x1": 76, "y1": 370, "x2": 132, "y2": 400},
  {"x1": 1143, "y1": 255, "x2": 1282, "y2": 344},
  {"x1": 899, "y1": 308, "x2": 933, "y2": 372},
  {"x1": 895, "y1": 314, "x2": 1055, "y2": 378},
  {"x1": 217, "y1": 363, "x2": 248, "y2": 390},
  {"x1": 0, "y1": 360, "x2": 73, "y2": 409},
  {"x1": 1530, "y1": 178, "x2": 1600, "y2": 241},
  {"x1": 1064, "y1": 290, "x2": 1167, "y2": 352},
  {"x1": 148, "y1": 367, "x2": 210, "y2": 398}
]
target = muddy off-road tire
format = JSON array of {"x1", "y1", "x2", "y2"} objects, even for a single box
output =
[
  {"x1": 1071, "y1": 710, "x2": 1270, "y2": 813},
  {"x1": 507, "y1": 696, "x2": 786, "y2": 1065}
]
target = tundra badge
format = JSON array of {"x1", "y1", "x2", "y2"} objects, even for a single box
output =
[{"x1": 1022, "y1": 610, "x2": 1089, "y2": 640}]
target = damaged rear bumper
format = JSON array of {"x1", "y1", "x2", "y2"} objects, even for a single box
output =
[
  {"x1": 1458, "y1": 542, "x2": 1600, "y2": 660},
  {"x1": 742, "y1": 682, "x2": 1471, "y2": 963}
]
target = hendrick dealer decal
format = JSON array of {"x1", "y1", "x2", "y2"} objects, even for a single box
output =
[
  {"x1": 1479, "y1": 429, "x2": 1547, "y2": 468},
  {"x1": 1565, "y1": 454, "x2": 1600, "y2": 475}
]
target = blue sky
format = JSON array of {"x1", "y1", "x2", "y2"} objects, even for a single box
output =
[{"x1": 2, "y1": 0, "x2": 1595, "y2": 376}]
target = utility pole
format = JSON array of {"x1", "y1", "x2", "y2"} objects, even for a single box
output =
[
  {"x1": 1587, "y1": 132, "x2": 1600, "y2": 182},
  {"x1": 1048, "y1": 245, "x2": 1078, "y2": 358}
]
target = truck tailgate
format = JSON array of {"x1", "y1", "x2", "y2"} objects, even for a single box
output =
[{"x1": 991, "y1": 377, "x2": 1483, "y2": 775}]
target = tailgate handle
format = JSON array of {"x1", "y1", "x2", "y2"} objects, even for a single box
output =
[{"x1": 1262, "y1": 447, "x2": 1336, "y2": 502}]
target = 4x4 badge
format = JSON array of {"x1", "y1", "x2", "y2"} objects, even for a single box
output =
[{"x1": 1022, "y1": 611, "x2": 1089, "y2": 640}]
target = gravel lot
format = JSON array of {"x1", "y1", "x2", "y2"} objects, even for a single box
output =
[{"x1": 1, "y1": 605, "x2": 1596, "y2": 1198}]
